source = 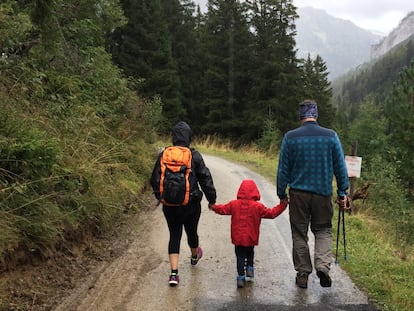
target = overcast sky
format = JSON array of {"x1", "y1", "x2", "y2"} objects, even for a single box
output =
[
  {"x1": 295, "y1": 0, "x2": 412, "y2": 35},
  {"x1": 194, "y1": 0, "x2": 412, "y2": 35}
]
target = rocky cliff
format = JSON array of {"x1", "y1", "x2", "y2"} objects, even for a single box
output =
[{"x1": 371, "y1": 12, "x2": 414, "y2": 59}]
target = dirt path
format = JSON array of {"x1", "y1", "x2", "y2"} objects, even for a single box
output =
[{"x1": 54, "y1": 155, "x2": 377, "y2": 311}]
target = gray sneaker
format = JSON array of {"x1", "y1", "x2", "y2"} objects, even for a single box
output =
[
  {"x1": 246, "y1": 266, "x2": 254, "y2": 278},
  {"x1": 237, "y1": 275, "x2": 246, "y2": 288}
]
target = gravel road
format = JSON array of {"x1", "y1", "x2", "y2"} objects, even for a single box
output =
[{"x1": 54, "y1": 155, "x2": 377, "y2": 311}]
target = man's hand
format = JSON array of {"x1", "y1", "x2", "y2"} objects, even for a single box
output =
[{"x1": 336, "y1": 196, "x2": 348, "y2": 210}]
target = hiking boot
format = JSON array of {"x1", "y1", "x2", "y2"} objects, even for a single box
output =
[
  {"x1": 169, "y1": 274, "x2": 179, "y2": 287},
  {"x1": 317, "y1": 270, "x2": 332, "y2": 287},
  {"x1": 237, "y1": 275, "x2": 246, "y2": 288},
  {"x1": 191, "y1": 246, "x2": 203, "y2": 266},
  {"x1": 296, "y1": 272, "x2": 308, "y2": 288},
  {"x1": 246, "y1": 266, "x2": 254, "y2": 279}
]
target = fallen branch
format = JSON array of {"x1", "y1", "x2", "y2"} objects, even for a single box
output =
[{"x1": 347, "y1": 182, "x2": 370, "y2": 214}]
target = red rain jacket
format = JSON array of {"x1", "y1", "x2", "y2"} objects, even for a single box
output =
[{"x1": 212, "y1": 179, "x2": 287, "y2": 247}]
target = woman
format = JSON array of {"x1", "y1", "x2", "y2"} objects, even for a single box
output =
[{"x1": 150, "y1": 121, "x2": 217, "y2": 286}]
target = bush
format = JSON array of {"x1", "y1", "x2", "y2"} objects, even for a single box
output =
[
  {"x1": 359, "y1": 154, "x2": 413, "y2": 245},
  {"x1": 256, "y1": 117, "x2": 283, "y2": 155},
  {"x1": 0, "y1": 108, "x2": 66, "y2": 262}
]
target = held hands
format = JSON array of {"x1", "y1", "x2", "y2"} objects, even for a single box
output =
[
  {"x1": 208, "y1": 203, "x2": 214, "y2": 210},
  {"x1": 280, "y1": 197, "x2": 289, "y2": 206}
]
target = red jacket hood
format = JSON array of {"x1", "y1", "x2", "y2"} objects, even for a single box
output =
[{"x1": 237, "y1": 179, "x2": 260, "y2": 201}]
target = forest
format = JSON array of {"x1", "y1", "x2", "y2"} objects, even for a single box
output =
[
  {"x1": 0, "y1": 0, "x2": 413, "y2": 294},
  {"x1": 109, "y1": 0, "x2": 338, "y2": 141}
]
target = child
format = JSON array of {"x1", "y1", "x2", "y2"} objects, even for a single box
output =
[{"x1": 210, "y1": 179, "x2": 288, "y2": 288}]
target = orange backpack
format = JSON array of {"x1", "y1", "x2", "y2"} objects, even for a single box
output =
[{"x1": 159, "y1": 146, "x2": 192, "y2": 206}]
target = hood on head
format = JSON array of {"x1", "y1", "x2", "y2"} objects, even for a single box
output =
[
  {"x1": 237, "y1": 179, "x2": 260, "y2": 201},
  {"x1": 172, "y1": 121, "x2": 192, "y2": 147}
]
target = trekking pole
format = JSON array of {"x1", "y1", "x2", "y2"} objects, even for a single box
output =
[
  {"x1": 342, "y1": 206, "x2": 347, "y2": 260},
  {"x1": 335, "y1": 197, "x2": 350, "y2": 264},
  {"x1": 335, "y1": 205, "x2": 341, "y2": 264}
]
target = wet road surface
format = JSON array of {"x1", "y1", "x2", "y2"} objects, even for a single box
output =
[{"x1": 55, "y1": 155, "x2": 378, "y2": 311}]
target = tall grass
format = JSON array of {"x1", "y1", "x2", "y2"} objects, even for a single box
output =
[
  {"x1": 0, "y1": 68, "x2": 158, "y2": 270},
  {"x1": 0, "y1": 0, "x2": 158, "y2": 277},
  {"x1": 194, "y1": 135, "x2": 278, "y2": 180}
]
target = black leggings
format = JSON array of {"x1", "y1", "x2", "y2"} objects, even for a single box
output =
[
  {"x1": 163, "y1": 204, "x2": 201, "y2": 254},
  {"x1": 235, "y1": 245, "x2": 254, "y2": 276}
]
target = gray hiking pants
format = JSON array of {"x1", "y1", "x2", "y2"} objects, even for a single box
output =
[{"x1": 289, "y1": 189, "x2": 334, "y2": 274}]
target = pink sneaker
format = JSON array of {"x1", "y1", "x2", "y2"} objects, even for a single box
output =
[{"x1": 191, "y1": 246, "x2": 203, "y2": 265}]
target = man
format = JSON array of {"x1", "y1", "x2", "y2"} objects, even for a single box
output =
[{"x1": 277, "y1": 100, "x2": 349, "y2": 289}]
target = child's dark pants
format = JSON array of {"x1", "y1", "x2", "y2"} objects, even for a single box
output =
[{"x1": 235, "y1": 245, "x2": 254, "y2": 276}]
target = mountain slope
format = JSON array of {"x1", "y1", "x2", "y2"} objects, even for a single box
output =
[
  {"x1": 332, "y1": 35, "x2": 414, "y2": 114},
  {"x1": 371, "y1": 11, "x2": 414, "y2": 59},
  {"x1": 295, "y1": 7, "x2": 382, "y2": 79}
]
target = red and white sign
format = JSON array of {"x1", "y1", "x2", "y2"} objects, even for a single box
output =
[{"x1": 345, "y1": 156, "x2": 362, "y2": 178}]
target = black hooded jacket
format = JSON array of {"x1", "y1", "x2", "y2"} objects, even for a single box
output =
[{"x1": 150, "y1": 121, "x2": 217, "y2": 205}]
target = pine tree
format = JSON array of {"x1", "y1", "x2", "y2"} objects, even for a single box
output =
[
  {"x1": 300, "y1": 54, "x2": 334, "y2": 127},
  {"x1": 160, "y1": 0, "x2": 204, "y2": 133},
  {"x1": 112, "y1": 0, "x2": 183, "y2": 127},
  {"x1": 385, "y1": 59, "x2": 414, "y2": 193},
  {"x1": 199, "y1": 0, "x2": 253, "y2": 139},
  {"x1": 246, "y1": 0, "x2": 301, "y2": 136}
]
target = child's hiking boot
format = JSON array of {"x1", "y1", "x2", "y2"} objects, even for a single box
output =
[
  {"x1": 169, "y1": 273, "x2": 179, "y2": 287},
  {"x1": 237, "y1": 275, "x2": 246, "y2": 288},
  {"x1": 191, "y1": 246, "x2": 203, "y2": 266},
  {"x1": 246, "y1": 266, "x2": 254, "y2": 280}
]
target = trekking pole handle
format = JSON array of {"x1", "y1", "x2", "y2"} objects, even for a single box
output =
[{"x1": 336, "y1": 195, "x2": 349, "y2": 211}]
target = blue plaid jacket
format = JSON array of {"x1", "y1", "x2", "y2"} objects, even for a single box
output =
[{"x1": 277, "y1": 121, "x2": 349, "y2": 199}]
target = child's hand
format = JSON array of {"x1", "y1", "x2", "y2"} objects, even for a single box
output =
[
  {"x1": 280, "y1": 197, "x2": 289, "y2": 206},
  {"x1": 208, "y1": 203, "x2": 214, "y2": 210}
]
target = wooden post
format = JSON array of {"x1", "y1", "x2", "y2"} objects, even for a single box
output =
[{"x1": 349, "y1": 141, "x2": 358, "y2": 197}]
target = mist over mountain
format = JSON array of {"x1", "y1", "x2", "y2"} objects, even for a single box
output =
[
  {"x1": 295, "y1": 7, "x2": 382, "y2": 79},
  {"x1": 193, "y1": 2, "x2": 411, "y2": 81}
]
